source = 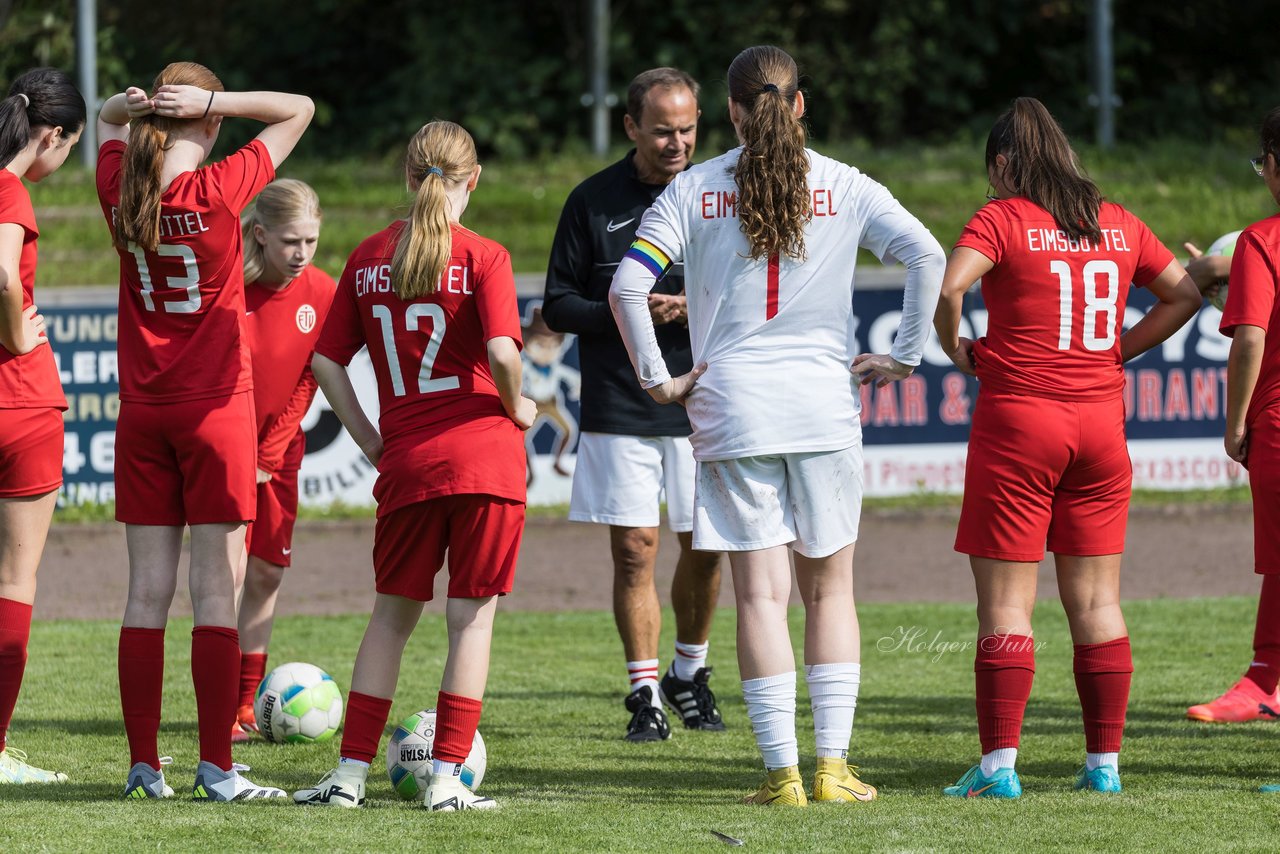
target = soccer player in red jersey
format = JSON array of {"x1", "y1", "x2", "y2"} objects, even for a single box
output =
[
  {"x1": 293, "y1": 121, "x2": 534, "y2": 812},
  {"x1": 230, "y1": 179, "x2": 335, "y2": 742},
  {"x1": 95, "y1": 62, "x2": 313, "y2": 802},
  {"x1": 0, "y1": 68, "x2": 84, "y2": 785},
  {"x1": 934, "y1": 98, "x2": 1202, "y2": 797},
  {"x1": 1200, "y1": 110, "x2": 1280, "y2": 760}
]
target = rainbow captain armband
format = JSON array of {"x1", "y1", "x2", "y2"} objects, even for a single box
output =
[{"x1": 624, "y1": 238, "x2": 673, "y2": 278}]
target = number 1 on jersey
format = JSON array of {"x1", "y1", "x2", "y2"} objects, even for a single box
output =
[{"x1": 766, "y1": 253, "x2": 780, "y2": 320}]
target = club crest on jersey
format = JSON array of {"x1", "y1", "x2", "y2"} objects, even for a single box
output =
[{"x1": 296, "y1": 304, "x2": 317, "y2": 333}]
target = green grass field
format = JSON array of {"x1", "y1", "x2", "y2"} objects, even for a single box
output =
[
  {"x1": 1, "y1": 598, "x2": 1276, "y2": 852},
  {"x1": 28, "y1": 137, "x2": 1279, "y2": 287}
]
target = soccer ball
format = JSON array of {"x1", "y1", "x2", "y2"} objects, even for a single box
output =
[
  {"x1": 385, "y1": 708, "x2": 487, "y2": 798},
  {"x1": 1205, "y1": 230, "x2": 1241, "y2": 312},
  {"x1": 254, "y1": 662, "x2": 343, "y2": 744}
]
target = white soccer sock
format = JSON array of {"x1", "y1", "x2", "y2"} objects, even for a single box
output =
[
  {"x1": 337, "y1": 757, "x2": 371, "y2": 776},
  {"x1": 1086, "y1": 751, "x2": 1119, "y2": 772},
  {"x1": 805, "y1": 662, "x2": 861, "y2": 759},
  {"x1": 672, "y1": 640, "x2": 709, "y2": 682},
  {"x1": 627, "y1": 659, "x2": 660, "y2": 702},
  {"x1": 742, "y1": 671, "x2": 798, "y2": 771},
  {"x1": 432, "y1": 759, "x2": 463, "y2": 778},
  {"x1": 980, "y1": 748, "x2": 1017, "y2": 776}
]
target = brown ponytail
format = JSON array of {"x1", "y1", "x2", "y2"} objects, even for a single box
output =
[
  {"x1": 390, "y1": 121, "x2": 478, "y2": 300},
  {"x1": 114, "y1": 62, "x2": 223, "y2": 252},
  {"x1": 728, "y1": 45, "x2": 810, "y2": 261},
  {"x1": 985, "y1": 97, "x2": 1102, "y2": 242}
]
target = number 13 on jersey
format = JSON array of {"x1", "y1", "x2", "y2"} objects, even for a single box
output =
[{"x1": 1051, "y1": 259, "x2": 1120, "y2": 351}]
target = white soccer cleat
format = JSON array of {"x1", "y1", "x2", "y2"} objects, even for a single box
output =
[
  {"x1": 191, "y1": 761, "x2": 286, "y2": 802},
  {"x1": 293, "y1": 765, "x2": 367, "y2": 807},
  {"x1": 424, "y1": 772, "x2": 497, "y2": 811},
  {"x1": 0, "y1": 747, "x2": 68, "y2": 785},
  {"x1": 123, "y1": 756, "x2": 173, "y2": 798}
]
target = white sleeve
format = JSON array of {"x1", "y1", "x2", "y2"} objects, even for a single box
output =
[
  {"x1": 609, "y1": 185, "x2": 687, "y2": 388},
  {"x1": 854, "y1": 178, "x2": 945, "y2": 366}
]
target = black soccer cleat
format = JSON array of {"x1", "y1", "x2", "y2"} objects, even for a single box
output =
[
  {"x1": 660, "y1": 666, "x2": 726, "y2": 731},
  {"x1": 624, "y1": 685, "x2": 672, "y2": 742}
]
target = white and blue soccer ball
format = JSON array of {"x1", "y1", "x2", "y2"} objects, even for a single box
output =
[
  {"x1": 254, "y1": 662, "x2": 343, "y2": 744},
  {"x1": 1205, "y1": 230, "x2": 1241, "y2": 312},
  {"x1": 385, "y1": 708, "x2": 487, "y2": 798}
]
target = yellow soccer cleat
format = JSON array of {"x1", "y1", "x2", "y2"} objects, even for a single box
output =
[
  {"x1": 812, "y1": 757, "x2": 877, "y2": 803},
  {"x1": 0, "y1": 747, "x2": 68, "y2": 784},
  {"x1": 743, "y1": 765, "x2": 807, "y2": 807}
]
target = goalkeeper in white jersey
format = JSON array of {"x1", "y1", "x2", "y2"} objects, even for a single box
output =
[{"x1": 610, "y1": 44, "x2": 943, "y2": 806}]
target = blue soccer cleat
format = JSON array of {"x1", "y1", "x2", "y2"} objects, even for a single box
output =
[
  {"x1": 942, "y1": 764, "x2": 1022, "y2": 799},
  {"x1": 1074, "y1": 764, "x2": 1122, "y2": 793}
]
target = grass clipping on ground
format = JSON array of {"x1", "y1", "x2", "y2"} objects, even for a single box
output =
[{"x1": 1, "y1": 599, "x2": 1275, "y2": 851}]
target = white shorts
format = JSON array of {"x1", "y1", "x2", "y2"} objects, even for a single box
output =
[
  {"x1": 693, "y1": 445, "x2": 864, "y2": 558},
  {"x1": 568, "y1": 432, "x2": 695, "y2": 532}
]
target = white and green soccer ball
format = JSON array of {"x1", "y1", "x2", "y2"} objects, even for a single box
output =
[
  {"x1": 1206, "y1": 230, "x2": 1241, "y2": 312},
  {"x1": 385, "y1": 708, "x2": 487, "y2": 798},
  {"x1": 254, "y1": 662, "x2": 343, "y2": 744}
]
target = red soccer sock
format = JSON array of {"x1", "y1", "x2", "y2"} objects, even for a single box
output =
[
  {"x1": 1073, "y1": 636, "x2": 1133, "y2": 754},
  {"x1": 434, "y1": 691, "x2": 483, "y2": 764},
  {"x1": 191, "y1": 626, "x2": 240, "y2": 771},
  {"x1": 975, "y1": 634, "x2": 1036, "y2": 753},
  {"x1": 1246, "y1": 575, "x2": 1280, "y2": 694},
  {"x1": 0, "y1": 599, "x2": 33, "y2": 753},
  {"x1": 119, "y1": 626, "x2": 165, "y2": 770},
  {"x1": 339, "y1": 691, "x2": 393, "y2": 765},
  {"x1": 239, "y1": 653, "x2": 268, "y2": 709}
]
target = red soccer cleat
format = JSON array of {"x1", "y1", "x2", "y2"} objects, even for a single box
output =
[{"x1": 1187, "y1": 677, "x2": 1280, "y2": 723}]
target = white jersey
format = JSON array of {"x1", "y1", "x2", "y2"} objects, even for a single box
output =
[{"x1": 610, "y1": 146, "x2": 944, "y2": 462}]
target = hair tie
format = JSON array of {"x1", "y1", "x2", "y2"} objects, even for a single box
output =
[
  {"x1": 760, "y1": 83, "x2": 779, "y2": 94},
  {"x1": 16, "y1": 93, "x2": 29, "y2": 109},
  {"x1": 427, "y1": 166, "x2": 444, "y2": 178},
  {"x1": 202, "y1": 90, "x2": 215, "y2": 119}
]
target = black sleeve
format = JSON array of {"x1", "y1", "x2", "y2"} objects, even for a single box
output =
[{"x1": 542, "y1": 190, "x2": 614, "y2": 333}]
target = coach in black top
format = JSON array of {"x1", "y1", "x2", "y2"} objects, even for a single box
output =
[{"x1": 543, "y1": 68, "x2": 725, "y2": 742}]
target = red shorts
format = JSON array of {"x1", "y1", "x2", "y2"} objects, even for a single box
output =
[
  {"x1": 0, "y1": 407, "x2": 63, "y2": 498},
  {"x1": 372, "y1": 494, "x2": 524, "y2": 602},
  {"x1": 246, "y1": 432, "x2": 304, "y2": 567},
  {"x1": 114, "y1": 391, "x2": 257, "y2": 526},
  {"x1": 956, "y1": 392, "x2": 1131, "y2": 562},
  {"x1": 1248, "y1": 410, "x2": 1280, "y2": 575}
]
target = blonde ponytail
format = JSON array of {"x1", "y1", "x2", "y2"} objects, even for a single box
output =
[
  {"x1": 114, "y1": 61, "x2": 224, "y2": 251},
  {"x1": 242, "y1": 178, "x2": 322, "y2": 284},
  {"x1": 389, "y1": 121, "x2": 478, "y2": 300}
]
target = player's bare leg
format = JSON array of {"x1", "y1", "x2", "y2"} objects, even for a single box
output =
[
  {"x1": 730, "y1": 545, "x2": 804, "y2": 805},
  {"x1": 945, "y1": 559, "x2": 1038, "y2": 799},
  {"x1": 661, "y1": 533, "x2": 726, "y2": 731},
  {"x1": 122, "y1": 525, "x2": 184, "y2": 629},
  {"x1": 441, "y1": 595, "x2": 498, "y2": 699},
  {"x1": 793, "y1": 544, "x2": 875, "y2": 802},
  {"x1": 611, "y1": 525, "x2": 670, "y2": 740},
  {"x1": 188, "y1": 524, "x2": 245, "y2": 630},
  {"x1": 1056, "y1": 552, "x2": 1129, "y2": 792},
  {"x1": 0, "y1": 491, "x2": 66, "y2": 783}
]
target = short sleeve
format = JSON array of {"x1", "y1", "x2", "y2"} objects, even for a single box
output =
[
  {"x1": 1126, "y1": 210, "x2": 1175, "y2": 287},
  {"x1": 314, "y1": 251, "x2": 366, "y2": 365},
  {"x1": 94, "y1": 140, "x2": 126, "y2": 211},
  {"x1": 633, "y1": 175, "x2": 687, "y2": 264},
  {"x1": 0, "y1": 177, "x2": 36, "y2": 235},
  {"x1": 205, "y1": 140, "x2": 276, "y2": 214},
  {"x1": 1221, "y1": 229, "x2": 1278, "y2": 337},
  {"x1": 475, "y1": 246, "x2": 523, "y2": 347},
  {"x1": 954, "y1": 202, "x2": 1007, "y2": 265}
]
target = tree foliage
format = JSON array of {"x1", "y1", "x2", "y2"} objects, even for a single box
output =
[{"x1": 2, "y1": 0, "x2": 1277, "y2": 158}]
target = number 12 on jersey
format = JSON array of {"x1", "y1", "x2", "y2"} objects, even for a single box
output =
[
  {"x1": 371, "y1": 303, "x2": 460, "y2": 397},
  {"x1": 1051, "y1": 259, "x2": 1120, "y2": 351}
]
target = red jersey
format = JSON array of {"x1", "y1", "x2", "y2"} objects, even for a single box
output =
[
  {"x1": 957, "y1": 198, "x2": 1173, "y2": 402},
  {"x1": 246, "y1": 264, "x2": 336, "y2": 472},
  {"x1": 96, "y1": 139, "x2": 275, "y2": 403},
  {"x1": 1221, "y1": 213, "x2": 1280, "y2": 426},
  {"x1": 316, "y1": 221, "x2": 526, "y2": 515},
  {"x1": 0, "y1": 170, "x2": 65, "y2": 410}
]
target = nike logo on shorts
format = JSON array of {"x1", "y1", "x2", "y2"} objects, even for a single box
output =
[
  {"x1": 282, "y1": 548, "x2": 291, "y2": 555},
  {"x1": 606, "y1": 217, "x2": 636, "y2": 233}
]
